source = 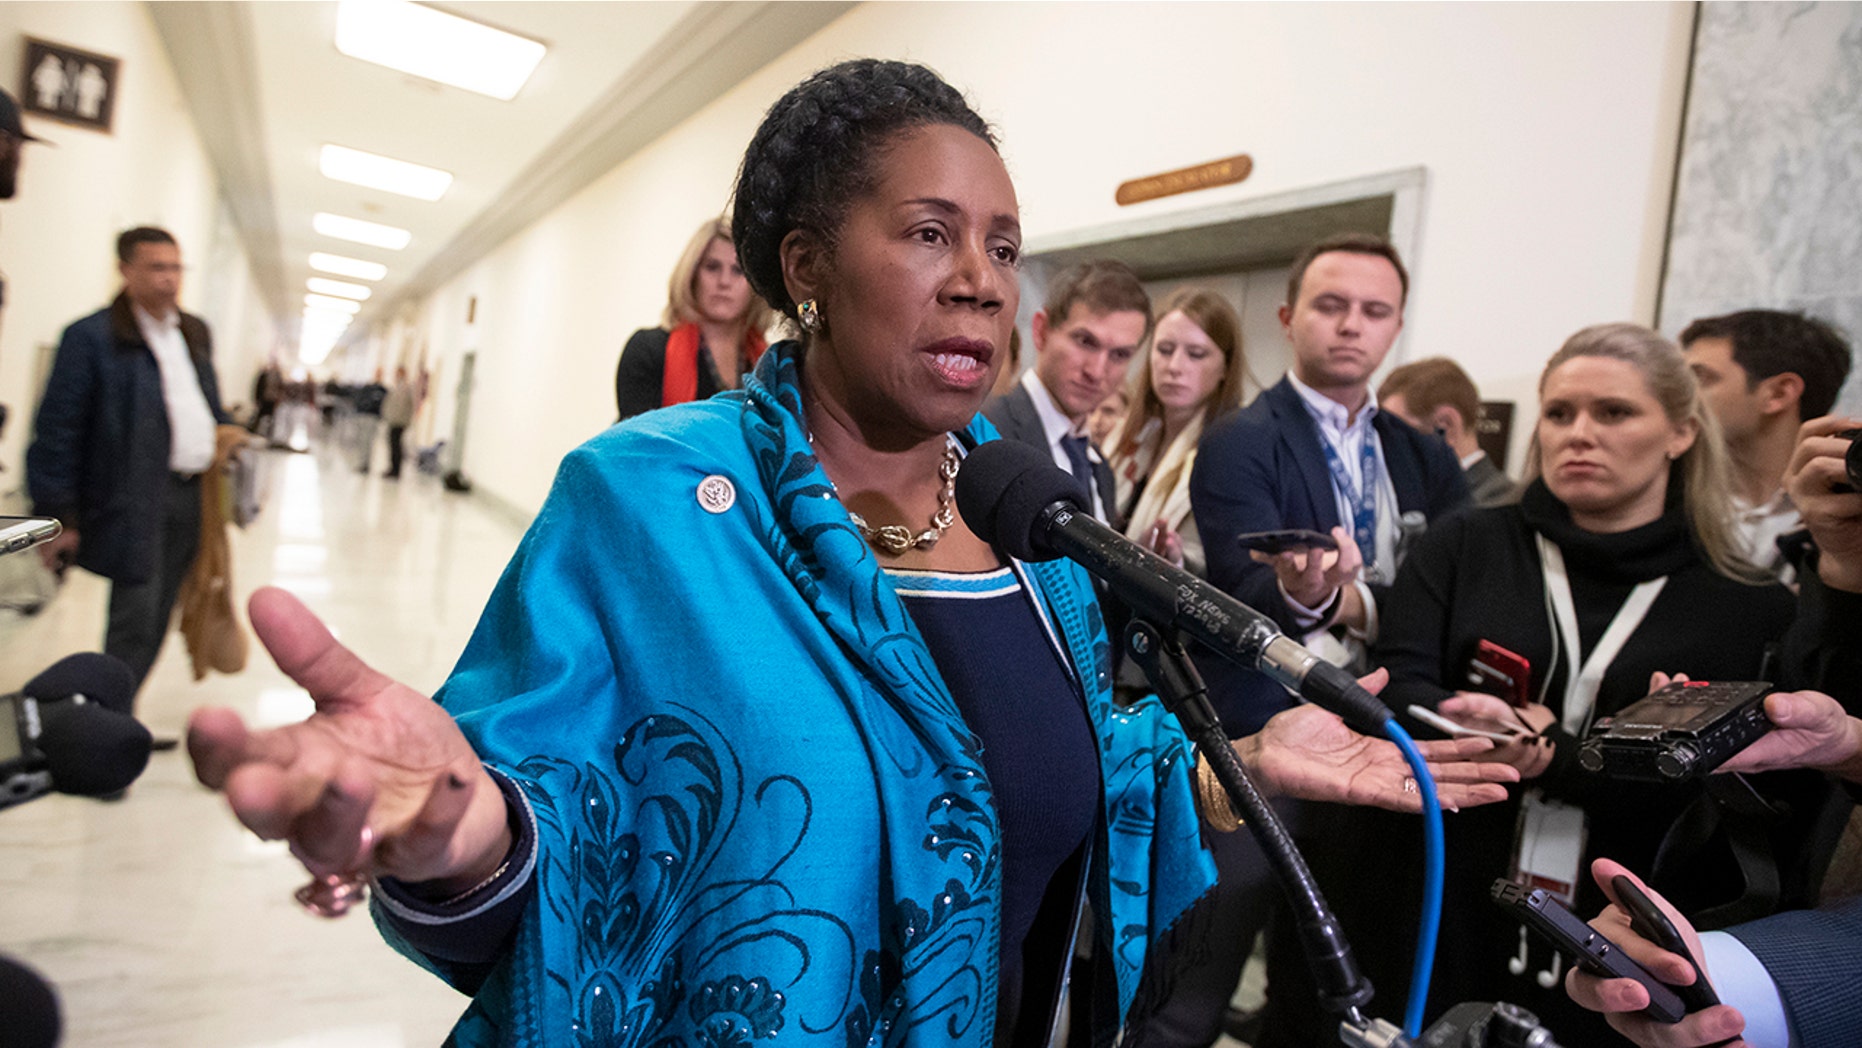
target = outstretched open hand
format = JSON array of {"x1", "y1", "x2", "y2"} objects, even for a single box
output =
[
  {"x1": 189, "y1": 587, "x2": 510, "y2": 893},
  {"x1": 1237, "y1": 669, "x2": 1519, "y2": 813}
]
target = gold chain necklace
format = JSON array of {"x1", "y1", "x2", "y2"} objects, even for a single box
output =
[{"x1": 845, "y1": 444, "x2": 961, "y2": 556}]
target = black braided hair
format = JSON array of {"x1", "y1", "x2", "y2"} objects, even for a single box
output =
[{"x1": 730, "y1": 59, "x2": 996, "y2": 322}]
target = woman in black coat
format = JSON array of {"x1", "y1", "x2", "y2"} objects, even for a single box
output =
[
  {"x1": 1258, "y1": 324, "x2": 1805, "y2": 1047},
  {"x1": 613, "y1": 217, "x2": 772, "y2": 420}
]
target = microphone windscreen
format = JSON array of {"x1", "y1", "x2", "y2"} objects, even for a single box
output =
[
  {"x1": 23, "y1": 653, "x2": 136, "y2": 716},
  {"x1": 34, "y1": 702, "x2": 151, "y2": 796},
  {"x1": 955, "y1": 439, "x2": 1082, "y2": 562},
  {"x1": 0, "y1": 954, "x2": 62, "y2": 1048}
]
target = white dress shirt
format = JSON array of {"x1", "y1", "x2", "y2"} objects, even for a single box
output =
[
  {"x1": 1697, "y1": 931, "x2": 1794, "y2": 1048},
  {"x1": 1020, "y1": 368, "x2": 1108, "y2": 522},
  {"x1": 134, "y1": 304, "x2": 217, "y2": 475},
  {"x1": 1276, "y1": 373, "x2": 1399, "y2": 650},
  {"x1": 1731, "y1": 488, "x2": 1801, "y2": 583}
]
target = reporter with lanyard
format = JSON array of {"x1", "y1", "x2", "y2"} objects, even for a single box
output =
[{"x1": 1263, "y1": 324, "x2": 1799, "y2": 1045}]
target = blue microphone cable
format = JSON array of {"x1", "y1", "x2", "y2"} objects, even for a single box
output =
[{"x1": 1383, "y1": 718, "x2": 1445, "y2": 1039}]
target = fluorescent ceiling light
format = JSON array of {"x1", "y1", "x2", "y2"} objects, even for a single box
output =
[
  {"x1": 305, "y1": 293, "x2": 362, "y2": 314},
  {"x1": 320, "y1": 144, "x2": 452, "y2": 201},
  {"x1": 335, "y1": 0, "x2": 546, "y2": 101},
  {"x1": 299, "y1": 311, "x2": 350, "y2": 366},
  {"x1": 314, "y1": 212, "x2": 411, "y2": 251},
  {"x1": 309, "y1": 252, "x2": 388, "y2": 281},
  {"x1": 307, "y1": 276, "x2": 372, "y2": 301}
]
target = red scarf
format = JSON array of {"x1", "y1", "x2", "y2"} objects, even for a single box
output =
[{"x1": 660, "y1": 323, "x2": 768, "y2": 408}]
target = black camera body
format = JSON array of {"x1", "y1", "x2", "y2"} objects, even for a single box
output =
[
  {"x1": 1832, "y1": 428, "x2": 1862, "y2": 493},
  {"x1": 1578, "y1": 680, "x2": 1773, "y2": 781}
]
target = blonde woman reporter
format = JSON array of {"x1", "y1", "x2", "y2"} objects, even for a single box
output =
[
  {"x1": 1105, "y1": 287, "x2": 1249, "y2": 577},
  {"x1": 613, "y1": 217, "x2": 774, "y2": 421}
]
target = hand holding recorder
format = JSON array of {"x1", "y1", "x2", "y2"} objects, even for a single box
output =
[{"x1": 1563, "y1": 858, "x2": 1750, "y2": 1048}]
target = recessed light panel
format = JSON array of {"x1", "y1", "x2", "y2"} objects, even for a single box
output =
[
  {"x1": 299, "y1": 310, "x2": 351, "y2": 366},
  {"x1": 320, "y1": 144, "x2": 452, "y2": 201},
  {"x1": 335, "y1": 0, "x2": 546, "y2": 101},
  {"x1": 307, "y1": 277, "x2": 372, "y2": 301},
  {"x1": 313, "y1": 212, "x2": 411, "y2": 251},
  {"x1": 309, "y1": 252, "x2": 388, "y2": 281},
  {"x1": 305, "y1": 293, "x2": 363, "y2": 314}
]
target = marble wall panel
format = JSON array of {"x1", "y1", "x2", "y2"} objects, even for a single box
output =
[{"x1": 1660, "y1": 1, "x2": 1862, "y2": 412}]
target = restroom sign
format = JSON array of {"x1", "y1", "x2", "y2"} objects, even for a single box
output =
[{"x1": 21, "y1": 38, "x2": 120, "y2": 134}]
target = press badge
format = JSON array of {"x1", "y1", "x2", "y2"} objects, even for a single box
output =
[{"x1": 1509, "y1": 789, "x2": 1587, "y2": 905}]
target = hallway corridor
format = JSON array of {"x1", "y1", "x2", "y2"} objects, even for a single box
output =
[{"x1": 0, "y1": 441, "x2": 530, "y2": 1046}]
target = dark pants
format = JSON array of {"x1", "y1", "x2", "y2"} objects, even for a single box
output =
[
  {"x1": 1127, "y1": 799, "x2": 1292, "y2": 1047},
  {"x1": 385, "y1": 424, "x2": 408, "y2": 477},
  {"x1": 105, "y1": 473, "x2": 201, "y2": 703}
]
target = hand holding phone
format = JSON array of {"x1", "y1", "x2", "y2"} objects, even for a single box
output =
[
  {"x1": 1466, "y1": 639, "x2": 1532, "y2": 708},
  {"x1": 1491, "y1": 877, "x2": 1687, "y2": 1023},
  {"x1": 1146, "y1": 520, "x2": 1184, "y2": 567},
  {"x1": 1611, "y1": 874, "x2": 1718, "y2": 1013}
]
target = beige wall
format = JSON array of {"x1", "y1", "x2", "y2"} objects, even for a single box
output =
[
  {"x1": 382, "y1": 1, "x2": 1697, "y2": 514},
  {"x1": 0, "y1": 2, "x2": 273, "y2": 488}
]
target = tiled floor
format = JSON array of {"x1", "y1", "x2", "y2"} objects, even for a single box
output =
[{"x1": 0, "y1": 437, "x2": 523, "y2": 1047}]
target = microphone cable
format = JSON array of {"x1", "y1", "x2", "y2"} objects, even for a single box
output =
[{"x1": 1383, "y1": 718, "x2": 1445, "y2": 1039}]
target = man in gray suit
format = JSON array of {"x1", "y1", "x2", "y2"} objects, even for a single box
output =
[
  {"x1": 1378, "y1": 355, "x2": 1516, "y2": 507},
  {"x1": 983, "y1": 259, "x2": 1150, "y2": 522}
]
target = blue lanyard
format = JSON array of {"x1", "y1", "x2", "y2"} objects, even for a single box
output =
[{"x1": 1319, "y1": 430, "x2": 1379, "y2": 568}]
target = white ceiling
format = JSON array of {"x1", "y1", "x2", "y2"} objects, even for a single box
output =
[{"x1": 149, "y1": 1, "x2": 855, "y2": 350}]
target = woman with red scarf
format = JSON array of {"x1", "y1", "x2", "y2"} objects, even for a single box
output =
[{"x1": 614, "y1": 217, "x2": 773, "y2": 420}]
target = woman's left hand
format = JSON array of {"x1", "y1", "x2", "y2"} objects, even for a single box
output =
[
  {"x1": 1437, "y1": 692, "x2": 1558, "y2": 779},
  {"x1": 1146, "y1": 520, "x2": 1184, "y2": 568},
  {"x1": 1236, "y1": 669, "x2": 1520, "y2": 813}
]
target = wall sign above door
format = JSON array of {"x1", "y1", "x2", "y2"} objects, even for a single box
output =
[{"x1": 1115, "y1": 154, "x2": 1253, "y2": 206}]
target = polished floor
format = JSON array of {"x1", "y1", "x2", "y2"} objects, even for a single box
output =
[
  {"x1": 0, "y1": 427, "x2": 1261, "y2": 1047},
  {"x1": 0, "y1": 431, "x2": 521, "y2": 1047}
]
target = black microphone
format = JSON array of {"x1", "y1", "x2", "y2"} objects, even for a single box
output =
[
  {"x1": 0, "y1": 954, "x2": 62, "y2": 1048},
  {"x1": 24, "y1": 653, "x2": 136, "y2": 716},
  {"x1": 34, "y1": 702, "x2": 153, "y2": 796},
  {"x1": 955, "y1": 438, "x2": 1394, "y2": 736},
  {"x1": 2, "y1": 656, "x2": 152, "y2": 808}
]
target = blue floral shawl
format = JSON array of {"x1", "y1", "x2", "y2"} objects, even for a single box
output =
[{"x1": 382, "y1": 341, "x2": 1214, "y2": 1046}]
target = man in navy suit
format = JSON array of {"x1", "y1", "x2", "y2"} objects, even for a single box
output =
[
  {"x1": 1139, "y1": 235, "x2": 1465, "y2": 1048},
  {"x1": 1189, "y1": 233, "x2": 1468, "y2": 733},
  {"x1": 983, "y1": 259, "x2": 1149, "y2": 523}
]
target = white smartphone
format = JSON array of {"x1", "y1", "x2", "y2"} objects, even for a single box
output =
[
  {"x1": 0, "y1": 516, "x2": 62, "y2": 557},
  {"x1": 1408, "y1": 703, "x2": 1525, "y2": 743}
]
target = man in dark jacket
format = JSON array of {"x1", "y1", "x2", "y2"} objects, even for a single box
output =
[
  {"x1": 1191, "y1": 233, "x2": 1469, "y2": 733},
  {"x1": 28, "y1": 227, "x2": 230, "y2": 704},
  {"x1": 982, "y1": 259, "x2": 1149, "y2": 523}
]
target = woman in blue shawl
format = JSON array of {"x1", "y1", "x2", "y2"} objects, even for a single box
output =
[{"x1": 189, "y1": 59, "x2": 1512, "y2": 1047}]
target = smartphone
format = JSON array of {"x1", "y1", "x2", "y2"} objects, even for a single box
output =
[
  {"x1": 1236, "y1": 528, "x2": 1338, "y2": 554},
  {"x1": 1490, "y1": 878, "x2": 1686, "y2": 1024},
  {"x1": 1611, "y1": 875, "x2": 1719, "y2": 1013},
  {"x1": 1407, "y1": 704, "x2": 1525, "y2": 743},
  {"x1": 1466, "y1": 639, "x2": 1532, "y2": 708},
  {"x1": 0, "y1": 516, "x2": 61, "y2": 557}
]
